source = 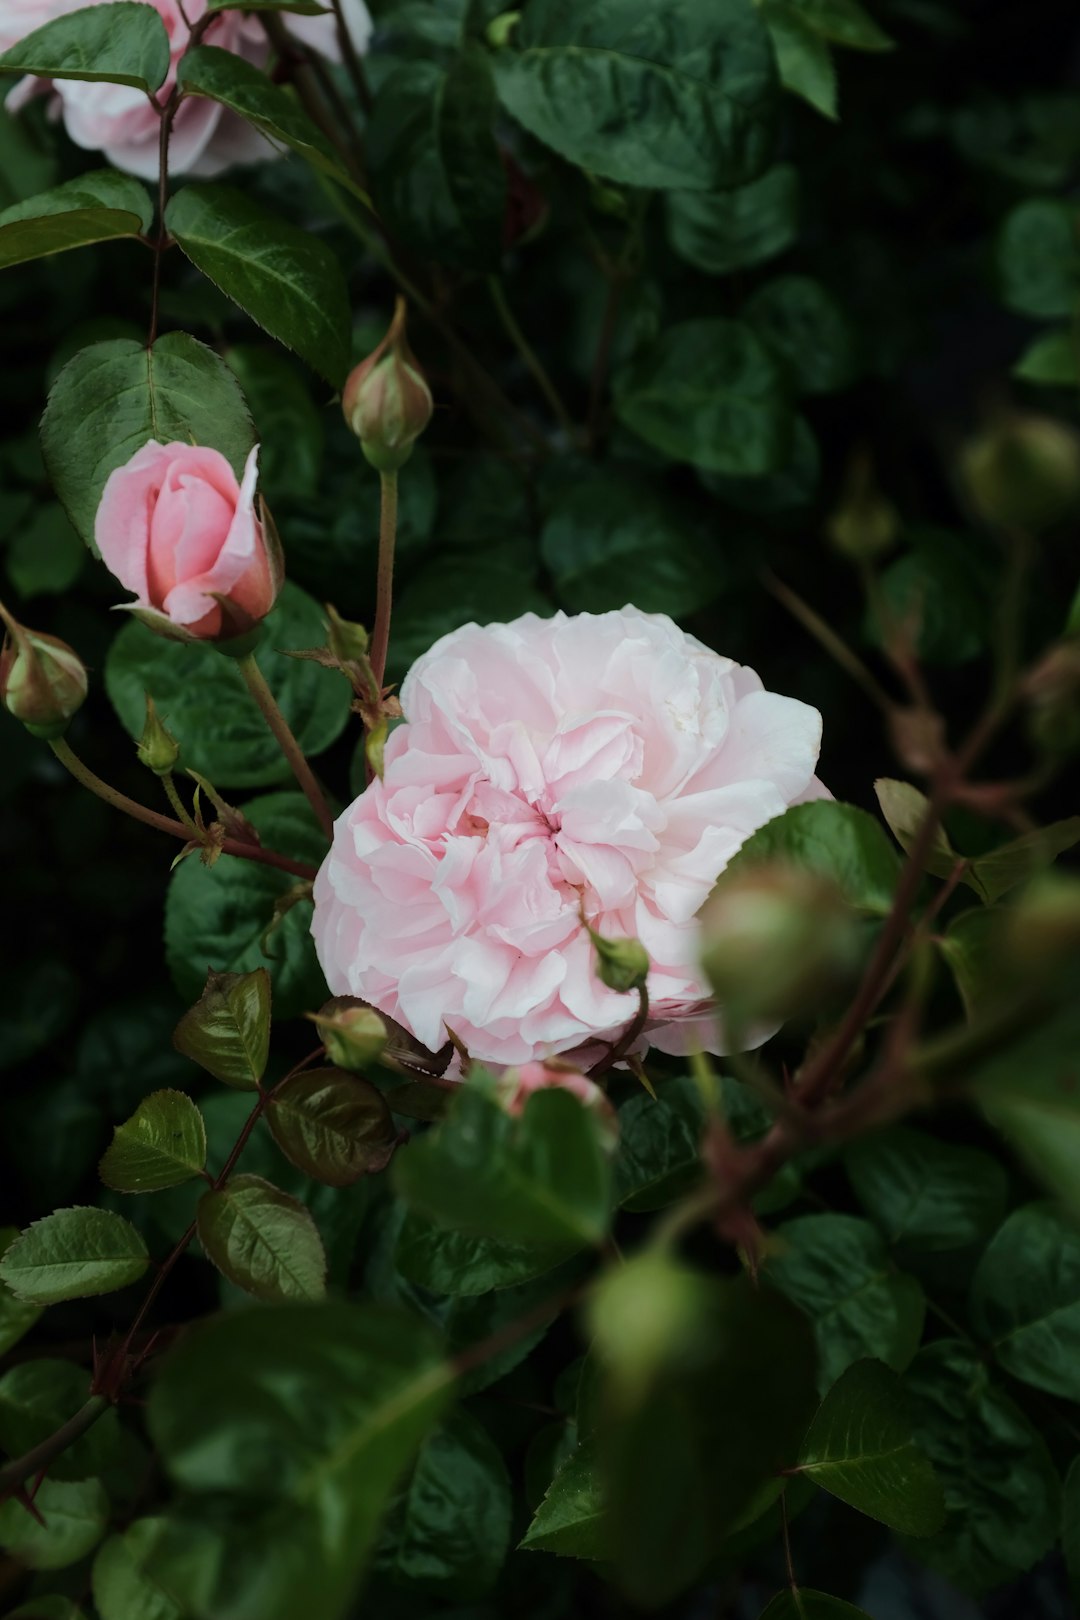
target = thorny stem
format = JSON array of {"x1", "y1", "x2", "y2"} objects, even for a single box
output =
[
  {"x1": 588, "y1": 984, "x2": 650, "y2": 1078},
  {"x1": 0, "y1": 1397, "x2": 110, "y2": 1501},
  {"x1": 147, "y1": 11, "x2": 215, "y2": 346},
  {"x1": 328, "y1": 0, "x2": 373, "y2": 115},
  {"x1": 236, "y1": 654, "x2": 335, "y2": 840},
  {"x1": 371, "y1": 470, "x2": 398, "y2": 694},
  {"x1": 48, "y1": 738, "x2": 318, "y2": 880},
  {"x1": 487, "y1": 276, "x2": 578, "y2": 442}
]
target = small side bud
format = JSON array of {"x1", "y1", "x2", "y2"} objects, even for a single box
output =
[
  {"x1": 136, "y1": 694, "x2": 180, "y2": 775},
  {"x1": 307, "y1": 998, "x2": 388, "y2": 1071},
  {"x1": 826, "y1": 449, "x2": 900, "y2": 561},
  {"x1": 700, "y1": 865, "x2": 863, "y2": 1024},
  {"x1": 342, "y1": 297, "x2": 433, "y2": 473},
  {"x1": 0, "y1": 604, "x2": 87, "y2": 739},
  {"x1": 959, "y1": 411, "x2": 1080, "y2": 533},
  {"x1": 587, "y1": 927, "x2": 650, "y2": 993},
  {"x1": 326, "y1": 605, "x2": 370, "y2": 666},
  {"x1": 1024, "y1": 640, "x2": 1080, "y2": 758},
  {"x1": 486, "y1": 10, "x2": 521, "y2": 47}
]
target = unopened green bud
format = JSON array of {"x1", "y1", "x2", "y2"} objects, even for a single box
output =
[
  {"x1": 1024, "y1": 639, "x2": 1080, "y2": 758},
  {"x1": 700, "y1": 865, "x2": 862, "y2": 1024},
  {"x1": 137, "y1": 694, "x2": 180, "y2": 775},
  {"x1": 325, "y1": 605, "x2": 370, "y2": 667},
  {"x1": 826, "y1": 449, "x2": 900, "y2": 561},
  {"x1": 588, "y1": 929, "x2": 650, "y2": 993},
  {"x1": 0, "y1": 605, "x2": 87, "y2": 739},
  {"x1": 1003, "y1": 873, "x2": 1080, "y2": 979},
  {"x1": 485, "y1": 10, "x2": 520, "y2": 47},
  {"x1": 960, "y1": 412, "x2": 1080, "y2": 533},
  {"x1": 342, "y1": 297, "x2": 433, "y2": 473},
  {"x1": 307, "y1": 998, "x2": 388, "y2": 1071}
]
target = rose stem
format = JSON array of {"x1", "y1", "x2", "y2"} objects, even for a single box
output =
[
  {"x1": 48, "y1": 738, "x2": 317, "y2": 880},
  {"x1": 236, "y1": 654, "x2": 335, "y2": 840},
  {"x1": 370, "y1": 469, "x2": 398, "y2": 693},
  {"x1": 486, "y1": 276, "x2": 578, "y2": 442}
]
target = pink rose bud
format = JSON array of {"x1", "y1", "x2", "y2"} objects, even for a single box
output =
[
  {"x1": 342, "y1": 298, "x2": 433, "y2": 473},
  {"x1": 95, "y1": 442, "x2": 283, "y2": 644},
  {"x1": 497, "y1": 1060, "x2": 618, "y2": 1143},
  {"x1": 0, "y1": 604, "x2": 88, "y2": 739}
]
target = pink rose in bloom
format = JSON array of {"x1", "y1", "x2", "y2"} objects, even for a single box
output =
[
  {"x1": 312, "y1": 608, "x2": 829, "y2": 1068},
  {"x1": 95, "y1": 441, "x2": 280, "y2": 641},
  {"x1": 3, "y1": 0, "x2": 373, "y2": 179}
]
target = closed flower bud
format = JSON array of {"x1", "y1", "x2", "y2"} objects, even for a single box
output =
[
  {"x1": 1024, "y1": 640, "x2": 1080, "y2": 758},
  {"x1": 307, "y1": 998, "x2": 388, "y2": 1071},
  {"x1": 342, "y1": 298, "x2": 433, "y2": 473},
  {"x1": 136, "y1": 694, "x2": 180, "y2": 775},
  {"x1": 826, "y1": 450, "x2": 900, "y2": 561},
  {"x1": 959, "y1": 412, "x2": 1080, "y2": 534},
  {"x1": 700, "y1": 865, "x2": 862, "y2": 1024},
  {"x1": 588, "y1": 929, "x2": 650, "y2": 993},
  {"x1": 1003, "y1": 873, "x2": 1080, "y2": 979},
  {"x1": 0, "y1": 606, "x2": 87, "y2": 739}
]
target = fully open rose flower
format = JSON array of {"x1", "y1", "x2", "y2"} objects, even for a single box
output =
[
  {"x1": 2, "y1": 0, "x2": 373, "y2": 179},
  {"x1": 312, "y1": 608, "x2": 828, "y2": 1068},
  {"x1": 95, "y1": 440, "x2": 280, "y2": 641}
]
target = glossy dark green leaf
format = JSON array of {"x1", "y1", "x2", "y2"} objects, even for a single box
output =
[
  {"x1": 758, "y1": 1592, "x2": 872, "y2": 1620},
  {"x1": 765, "y1": 1214, "x2": 924, "y2": 1389},
  {"x1": 666, "y1": 163, "x2": 798, "y2": 275},
  {"x1": 5, "y1": 1597, "x2": 89, "y2": 1620},
  {"x1": 166, "y1": 184, "x2": 351, "y2": 387},
  {"x1": 99, "y1": 1089, "x2": 208, "y2": 1192},
  {"x1": 539, "y1": 468, "x2": 718, "y2": 617},
  {"x1": 701, "y1": 412, "x2": 820, "y2": 513},
  {"x1": 105, "y1": 580, "x2": 351, "y2": 788},
  {"x1": 146, "y1": 1303, "x2": 453, "y2": 1620},
  {"x1": 389, "y1": 558, "x2": 550, "y2": 679},
  {"x1": 93, "y1": 1518, "x2": 183, "y2": 1620},
  {"x1": 869, "y1": 526, "x2": 992, "y2": 667},
  {"x1": 723, "y1": 800, "x2": 902, "y2": 916},
  {"x1": 614, "y1": 1073, "x2": 707, "y2": 1212},
  {"x1": 197, "y1": 1173, "x2": 327, "y2": 1300},
  {"x1": 903, "y1": 1339, "x2": 1060, "y2": 1591},
  {"x1": 368, "y1": 48, "x2": 505, "y2": 270},
  {"x1": 41, "y1": 333, "x2": 255, "y2": 549},
  {"x1": 938, "y1": 906, "x2": 999, "y2": 1018},
  {"x1": 226, "y1": 344, "x2": 323, "y2": 503},
  {"x1": 998, "y1": 197, "x2": 1080, "y2": 318},
  {"x1": 760, "y1": 1, "x2": 837, "y2": 119},
  {"x1": 615, "y1": 318, "x2": 790, "y2": 476},
  {"x1": 493, "y1": 0, "x2": 777, "y2": 190},
  {"x1": 378, "y1": 1408, "x2": 511, "y2": 1596},
  {"x1": 970, "y1": 1202, "x2": 1080, "y2": 1401},
  {"x1": 0, "y1": 170, "x2": 151, "y2": 269},
  {"x1": 5, "y1": 501, "x2": 84, "y2": 597},
  {"x1": 785, "y1": 0, "x2": 894, "y2": 49},
  {"x1": 844, "y1": 1126, "x2": 1007, "y2": 1256},
  {"x1": 0, "y1": 1360, "x2": 120, "y2": 1482},
  {"x1": 0, "y1": 1478, "x2": 108, "y2": 1570},
  {"x1": 165, "y1": 792, "x2": 325, "y2": 1020},
  {"x1": 0, "y1": 3, "x2": 170, "y2": 90},
  {"x1": 520, "y1": 1434, "x2": 607, "y2": 1559},
  {"x1": 795, "y1": 1359, "x2": 945, "y2": 1535},
  {"x1": 0, "y1": 1207, "x2": 149, "y2": 1304},
  {"x1": 394, "y1": 1209, "x2": 577, "y2": 1297},
  {"x1": 747, "y1": 274, "x2": 856, "y2": 394},
  {"x1": 0, "y1": 1227, "x2": 41, "y2": 1354},
  {"x1": 172, "y1": 970, "x2": 270, "y2": 1091},
  {"x1": 178, "y1": 45, "x2": 365, "y2": 198},
  {"x1": 268, "y1": 1068, "x2": 396, "y2": 1186}
]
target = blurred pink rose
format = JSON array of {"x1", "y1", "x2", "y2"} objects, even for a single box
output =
[
  {"x1": 312, "y1": 608, "x2": 829, "y2": 1067},
  {"x1": 3, "y1": 0, "x2": 373, "y2": 179},
  {"x1": 95, "y1": 441, "x2": 280, "y2": 641}
]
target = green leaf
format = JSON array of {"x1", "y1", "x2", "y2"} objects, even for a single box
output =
[
  {"x1": 41, "y1": 333, "x2": 255, "y2": 550},
  {"x1": 700, "y1": 412, "x2": 820, "y2": 513},
  {"x1": 368, "y1": 48, "x2": 506, "y2": 271},
  {"x1": 0, "y1": 1361, "x2": 120, "y2": 1482},
  {"x1": 0, "y1": 1227, "x2": 41, "y2": 1354},
  {"x1": 615, "y1": 318, "x2": 790, "y2": 476},
  {"x1": 93, "y1": 1518, "x2": 182, "y2": 1620},
  {"x1": 520, "y1": 1434, "x2": 607, "y2": 1559},
  {"x1": 874, "y1": 777, "x2": 971, "y2": 887},
  {"x1": 0, "y1": 1478, "x2": 109, "y2": 1570},
  {"x1": 539, "y1": 467, "x2": 718, "y2": 617},
  {"x1": 903, "y1": 1339, "x2": 1061, "y2": 1591},
  {"x1": 393, "y1": 1072, "x2": 612, "y2": 1250},
  {"x1": 394, "y1": 1210, "x2": 576, "y2": 1297},
  {"x1": 173, "y1": 969, "x2": 271, "y2": 1092},
  {"x1": 615, "y1": 1073, "x2": 707, "y2": 1212},
  {"x1": 99, "y1": 1090, "x2": 208, "y2": 1193},
  {"x1": 4, "y1": 502, "x2": 85, "y2": 599},
  {"x1": 0, "y1": 170, "x2": 151, "y2": 270},
  {"x1": 970, "y1": 1202, "x2": 1080, "y2": 1401},
  {"x1": 390, "y1": 558, "x2": 550, "y2": 679},
  {"x1": 1065, "y1": 1454, "x2": 1080, "y2": 1609},
  {"x1": 938, "y1": 906, "x2": 998, "y2": 1017},
  {"x1": 178, "y1": 45, "x2": 366, "y2": 199},
  {"x1": 723, "y1": 800, "x2": 903, "y2": 917},
  {"x1": 666, "y1": 163, "x2": 799, "y2": 276},
  {"x1": 0, "y1": 1207, "x2": 149, "y2": 1305},
  {"x1": 105, "y1": 580, "x2": 351, "y2": 788},
  {"x1": 5, "y1": 1598, "x2": 89, "y2": 1620},
  {"x1": 268, "y1": 1068, "x2": 396, "y2": 1186},
  {"x1": 591, "y1": 1255, "x2": 817, "y2": 1605},
  {"x1": 1014, "y1": 327, "x2": 1079, "y2": 386},
  {"x1": 197, "y1": 1173, "x2": 327, "y2": 1301},
  {"x1": 795, "y1": 1359, "x2": 945, "y2": 1535},
  {"x1": 492, "y1": 0, "x2": 777, "y2": 190},
  {"x1": 226, "y1": 344, "x2": 323, "y2": 503},
  {"x1": 784, "y1": 0, "x2": 894, "y2": 49},
  {"x1": 998, "y1": 198, "x2": 1080, "y2": 318},
  {"x1": 378, "y1": 1408, "x2": 511, "y2": 1596},
  {"x1": 758, "y1": 1592, "x2": 872, "y2": 1620},
  {"x1": 146, "y1": 1302, "x2": 453, "y2": 1620},
  {"x1": 970, "y1": 816, "x2": 1080, "y2": 903},
  {"x1": 747, "y1": 274, "x2": 857, "y2": 395},
  {"x1": 869, "y1": 526, "x2": 992, "y2": 667},
  {"x1": 765, "y1": 1214, "x2": 924, "y2": 1389},
  {"x1": 165, "y1": 184, "x2": 351, "y2": 388},
  {"x1": 165, "y1": 792, "x2": 325, "y2": 1020},
  {"x1": 844, "y1": 1126, "x2": 1007, "y2": 1256},
  {"x1": 0, "y1": 3, "x2": 170, "y2": 90},
  {"x1": 760, "y1": 1, "x2": 838, "y2": 119}
]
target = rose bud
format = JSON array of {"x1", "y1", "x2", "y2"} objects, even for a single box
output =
[
  {"x1": 588, "y1": 929, "x2": 650, "y2": 994},
  {"x1": 0, "y1": 605, "x2": 88, "y2": 739},
  {"x1": 136, "y1": 694, "x2": 180, "y2": 776},
  {"x1": 306, "y1": 999, "x2": 388, "y2": 1071},
  {"x1": 1024, "y1": 639, "x2": 1080, "y2": 759},
  {"x1": 826, "y1": 449, "x2": 900, "y2": 561},
  {"x1": 959, "y1": 411, "x2": 1080, "y2": 534},
  {"x1": 1003, "y1": 873, "x2": 1080, "y2": 981},
  {"x1": 700, "y1": 864, "x2": 863, "y2": 1025},
  {"x1": 95, "y1": 442, "x2": 283, "y2": 644},
  {"x1": 342, "y1": 298, "x2": 433, "y2": 473}
]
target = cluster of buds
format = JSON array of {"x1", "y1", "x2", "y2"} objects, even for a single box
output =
[
  {"x1": 0, "y1": 602, "x2": 87, "y2": 739},
  {"x1": 342, "y1": 298, "x2": 433, "y2": 473}
]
